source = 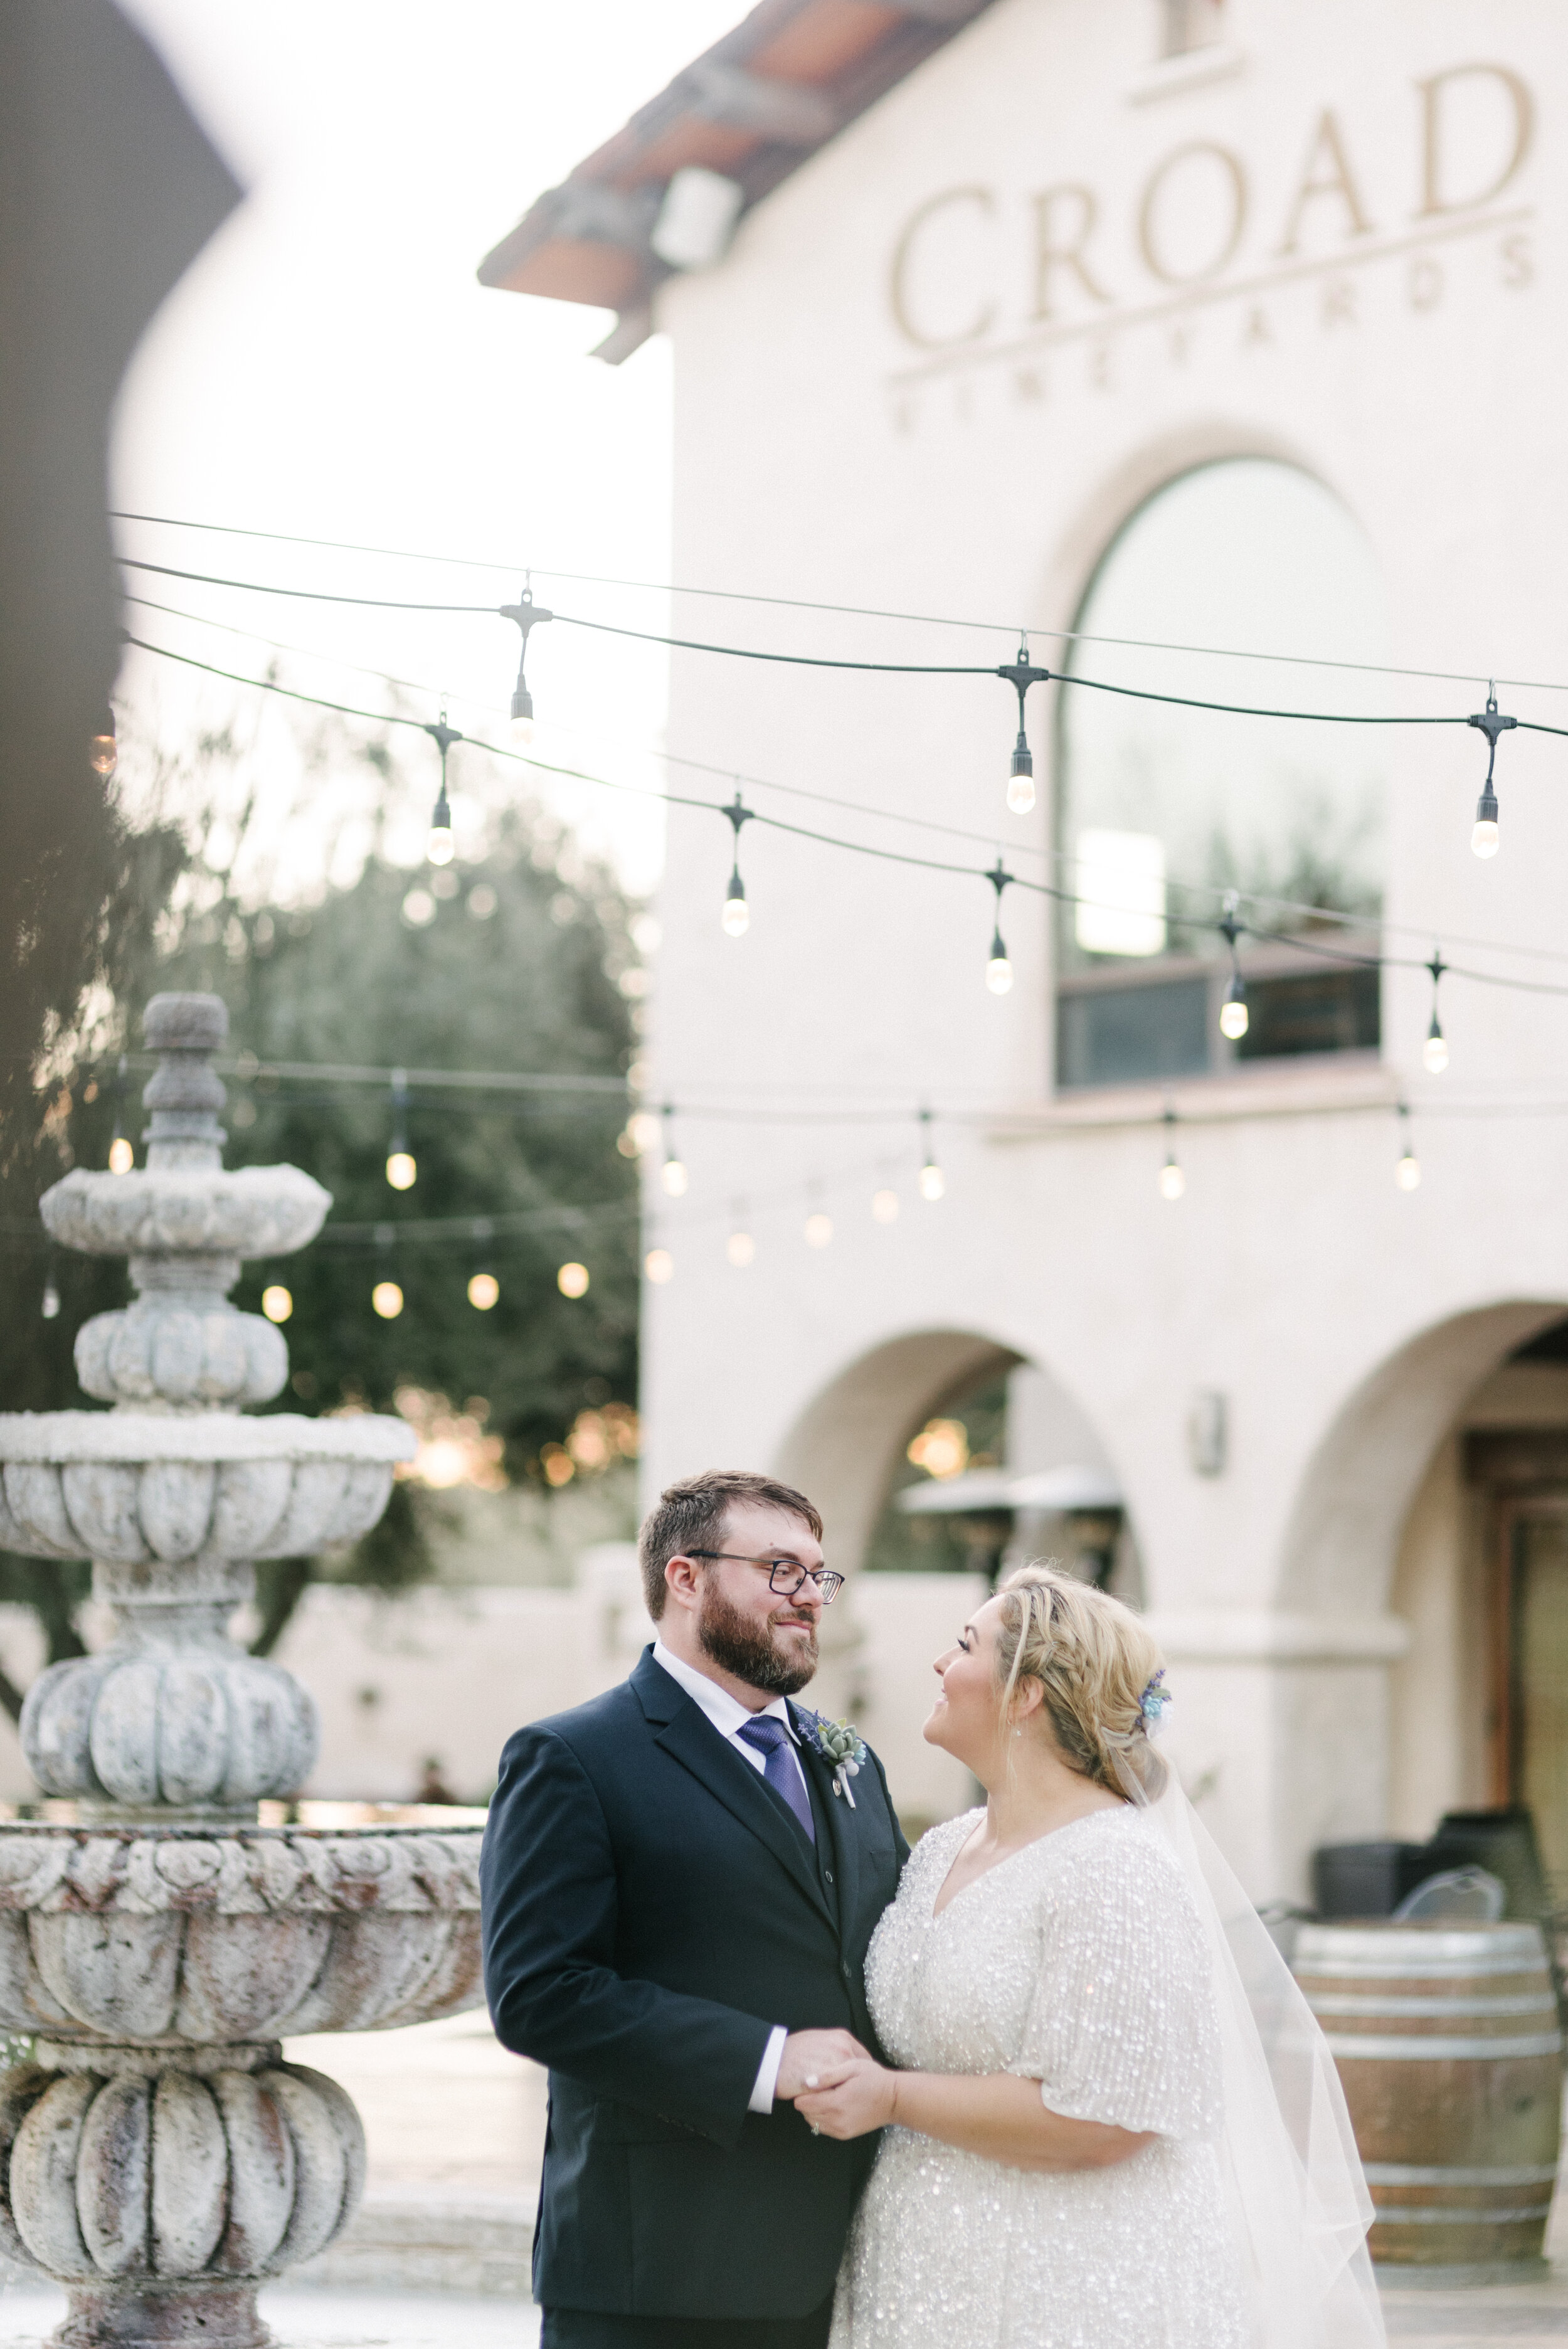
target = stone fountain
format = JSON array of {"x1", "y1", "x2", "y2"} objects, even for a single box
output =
[{"x1": 0, "y1": 994, "x2": 485, "y2": 2347}]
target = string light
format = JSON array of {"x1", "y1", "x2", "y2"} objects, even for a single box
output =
[
  {"x1": 1218, "y1": 898, "x2": 1249, "y2": 1042},
  {"x1": 501, "y1": 582, "x2": 553, "y2": 744},
  {"x1": 660, "y1": 1105, "x2": 688, "y2": 1196},
  {"x1": 385, "y1": 1071, "x2": 416, "y2": 1189},
  {"x1": 985, "y1": 859, "x2": 1014, "y2": 995},
  {"x1": 88, "y1": 708, "x2": 117, "y2": 778},
  {"x1": 804, "y1": 1211, "x2": 833, "y2": 1247},
  {"x1": 372, "y1": 1280, "x2": 405, "y2": 1317},
  {"x1": 722, "y1": 790, "x2": 753, "y2": 936},
  {"x1": 1396, "y1": 1105, "x2": 1421, "y2": 1190},
  {"x1": 645, "y1": 1247, "x2": 674, "y2": 1284},
  {"x1": 425, "y1": 710, "x2": 462, "y2": 866},
  {"x1": 122, "y1": 627, "x2": 1568, "y2": 1021},
  {"x1": 726, "y1": 1221, "x2": 756, "y2": 1268},
  {"x1": 1159, "y1": 1109, "x2": 1185, "y2": 1201},
  {"x1": 1423, "y1": 950, "x2": 1449, "y2": 1074},
  {"x1": 557, "y1": 1261, "x2": 590, "y2": 1298},
  {"x1": 872, "y1": 1187, "x2": 899, "y2": 1223},
  {"x1": 467, "y1": 1271, "x2": 500, "y2": 1309},
  {"x1": 40, "y1": 1256, "x2": 60, "y2": 1321},
  {"x1": 918, "y1": 1108, "x2": 945, "y2": 1201},
  {"x1": 997, "y1": 639, "x2": 1050, "y2": 816},
  {"x1": 1468, "y1": 687, "x2": 1515, "y2": 858},
  {"x1": 261, "y1": 1286, "x2": 293, "y2": 1323},
  {"x1": 108, "y1": 1055, "x2": 134, "y2": 1174}
]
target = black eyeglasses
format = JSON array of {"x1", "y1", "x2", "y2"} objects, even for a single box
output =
[{"x1": 687, "y1": 1551, "x2": 844, "y2": 1604}]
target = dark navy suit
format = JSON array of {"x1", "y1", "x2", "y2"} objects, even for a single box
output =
[{"x1": 480, "y1": 1645, "x2": 908, "y2": 2338}]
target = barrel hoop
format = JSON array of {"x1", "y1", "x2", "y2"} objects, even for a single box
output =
[
  {"x1": 1363, "y1": 2163, "x2": 1560, "y2": 2187},
  {"x1": 1295, "y1": 1955, "x2": 1545, "y2": 1980},
  {"x1": 1370, "y1": 2203, "x2": 1552, "y2": 2225},
  {"x1": 1305, "y1": 1992, "x2": 1558, "y2": 2019},
  {"x1": 1325, "y1": 2030, "x2": 1563, "y2": 2060}
]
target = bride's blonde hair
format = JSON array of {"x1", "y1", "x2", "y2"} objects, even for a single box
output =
[{"x1": 993, "y1": 1564, "x2": 1166, "y2": 1794}]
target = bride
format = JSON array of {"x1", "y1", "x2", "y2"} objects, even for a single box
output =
[{"x1": 796, "y1": 1567, "x2": 1384, "y2": 2349}]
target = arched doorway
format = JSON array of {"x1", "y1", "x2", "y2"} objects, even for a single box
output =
[
  {"x1": 772, "y1": 1330, "x2": 1128, "y2": 1830},
  {"x1": 1054, "y1": 457, "x2": 1389, "y2": 1089},
  {"x1": 1273, "y1": 1299, "x2": 1568, "y2": 1899}
]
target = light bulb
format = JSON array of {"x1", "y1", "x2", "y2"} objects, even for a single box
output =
[
  {"x1": 558, "y1": 1261, "x2": 590, "y2": 1298},
  {"x1": 662, "y1": 1157, "x2": 688, "y2": 1197},
  {"x1": 872, "y1": 1187, "x2": 900, "y2": 1223},
  {"x1": 722, "y1": 874, "x2": 749, "y2": 936},
  {"x1": 1471, "y1": 816, "x2": 1499, "y2": 859},
  {"x1": 427, "y1": 823, "x2": 455, "y2": 867},
  {"x1": 386, "y1": 1150, "x2": 416, "y2": 1191},
  {"x1": 1396, "y1": 1152, "x2": 1421, "y2": 1192},
  {"x1": 1219, "y1": 993, "x2": 1249, "y2": 1042},
  {"x1": 88, "y1": 733, "x2": 117, "y2": 779},
  {"x1": 1007, "y1": 733, "x2": 1035, "y2": 815},
  {"x1": 918, "y1": 1162, "x2": 945, "y2": 1203},
  {"x1": 1160, "y1": 1160, "x2": 1185, "y2": 1201},
  {"x1": 1423, "y1": 1031, "x2": 1449, "y2": 1076},
  {"x1": 511, "y1": 686, "x2": 535, "y2": 746},
  {"x1": 261, "y1": 1285, "x2": 293, "y2": 1323},
  {"x1": 645, "y1": 1247, "x2": 674, "y2": 1285},
  {"x1": 40, "y1": 1280, "x2": 60, "y2": 1321},
  {"x1": 371, "y1": 1280, "x2": 405, "y2": 1318},
  {"x1": 986, "y1": 953, "x2": 1014, "y2": 996},
  {"x1": 467, "y1": 1271, "x2": 499, "y2": 1310},
  {"x1": 805, "y1": 1212, "x2": 833, "y2": 1248},
  {"x1": 108, "y1": 1136, "x2": 134, "y2": 1175},
  {"x1": 727, "y1": 1230, "x2": 755, "y2": 1268}
]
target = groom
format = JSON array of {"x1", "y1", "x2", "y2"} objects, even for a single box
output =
[{"x1": 481, "y1": 1469, "x2": 909, "y2": 2348}]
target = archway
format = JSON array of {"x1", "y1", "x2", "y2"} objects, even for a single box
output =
[
  {"x1": 770, "y1": 1327, "x2": 1023, "y2": 1576},
  {"x1": 1277, "y1": 1300, "x2": 1565, "y2": 1619},
  {"x1": 771, "y1": 1329, "x2": 1127, "y2": 1831}
]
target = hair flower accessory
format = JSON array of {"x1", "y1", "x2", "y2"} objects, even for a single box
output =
[
  {"x1": 806, "y1": 1714, "x2": 868, "y2": 1805},
  {"x1": 1138, "y1": 1669, "x2": 1171, "y2": 1738}
]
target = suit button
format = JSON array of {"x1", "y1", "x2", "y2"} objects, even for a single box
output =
[
  {"x1": 840, "y1": 1960, "x2": 851, "y2": 1980},
  {"x1": 824, "y1": 1869, "x2": 834, "y2": 1884}
]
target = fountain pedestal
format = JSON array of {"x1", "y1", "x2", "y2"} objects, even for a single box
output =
[{"x1": 0, "y1": 995, "x2": 485, "y2": 2346}]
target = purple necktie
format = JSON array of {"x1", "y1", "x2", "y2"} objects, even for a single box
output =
[{"x1": 737, "y1": 1714, "x2": 815, "y2": 1845}]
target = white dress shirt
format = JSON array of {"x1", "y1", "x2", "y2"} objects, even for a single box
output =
[{"x1": 650, "y1": 1640, "x2": 806, "y2": 2113}]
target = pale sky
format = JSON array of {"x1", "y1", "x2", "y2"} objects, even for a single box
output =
[{"x1": 110, "y1": 0, "x2": 744, "y2": 898}]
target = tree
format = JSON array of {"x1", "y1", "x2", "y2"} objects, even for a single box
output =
[{"x1": 0, "y1": 716, "x2": 643, "y2": 1704}]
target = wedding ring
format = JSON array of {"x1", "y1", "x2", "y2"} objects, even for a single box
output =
[{"x1": 809, "y1": 2122, "x2": 821, "y2": 2136}]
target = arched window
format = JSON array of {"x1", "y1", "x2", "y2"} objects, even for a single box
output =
[{"x1": 1055, "y1": 459, "x2": 1388, "y2": 1089}]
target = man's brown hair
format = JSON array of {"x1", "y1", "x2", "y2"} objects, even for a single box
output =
[{"x1": 637, "y1": 1470, "x2": 824, "y2": 1621}]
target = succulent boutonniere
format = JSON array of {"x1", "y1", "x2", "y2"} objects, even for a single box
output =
[{"x1": 805, "y1": 1715, "x2": 868, "y2": 1806}]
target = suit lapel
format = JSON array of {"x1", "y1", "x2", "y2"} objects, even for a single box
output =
[
  {"x1": 793, "y1": 1707, "x2": 862, "y2": 1944},
  {"x1": 635, "y1": 1653, "x2": 832, "y2": 1926}
]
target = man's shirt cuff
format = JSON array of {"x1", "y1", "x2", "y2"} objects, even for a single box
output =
[{"x1": 748, "y1": 2025, "x2": 789, "y2": 2114}]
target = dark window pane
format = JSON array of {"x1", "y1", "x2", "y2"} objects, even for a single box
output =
[
  {"x1": 1235, "y1": 967, "x2": 1379, "y2": 1060},
  {"x1": 1057, "y1": 977, "x2": 1210, "y2": 1089}
]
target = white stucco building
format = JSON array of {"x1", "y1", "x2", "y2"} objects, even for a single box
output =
[{"x1": 483, "y1": 0, "x2": 1568, "y2": 1900}]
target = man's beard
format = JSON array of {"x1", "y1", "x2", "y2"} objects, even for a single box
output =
[{"x1": 697, "y1": 1579, "x2": 818, "y2": 1695}]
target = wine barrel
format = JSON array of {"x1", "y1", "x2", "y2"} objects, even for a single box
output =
[{"x1": 1293, "y1": 1921, "x2": 1562, "y2": 2275}]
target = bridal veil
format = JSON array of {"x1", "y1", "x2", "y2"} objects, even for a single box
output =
[{"x1": 1113, "y1": 1745, "x2": 1387, "y2": 2349}]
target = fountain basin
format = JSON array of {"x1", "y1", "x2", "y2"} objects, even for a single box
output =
[
  {"x1": 0, "y1": 1416, "x2": 415, "y2": 1564},
  {"x1": 0, "y1": 1827, "x2": 483, "y2": 2044},
  {"x1": 41, "y1": 1167, "x2": 329, "y2": 1261}
]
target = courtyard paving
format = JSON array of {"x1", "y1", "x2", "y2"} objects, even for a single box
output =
[{"x1": 0, "y1": 2010, "x2": 1555, "y2": 2342}]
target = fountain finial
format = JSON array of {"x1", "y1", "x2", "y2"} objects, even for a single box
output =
[{"x1": 140, "y1": 992, "x2": 228, "y2": 1169}]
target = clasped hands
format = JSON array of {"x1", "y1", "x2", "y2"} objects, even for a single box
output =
[{"x1": 776, "y1": 2028, "x2": 896, "y2": 2140}]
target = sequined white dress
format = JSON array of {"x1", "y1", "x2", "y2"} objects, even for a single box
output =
[{"x1": 829, "y1": 1805, "x2": 1246, "y2": 2349}]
